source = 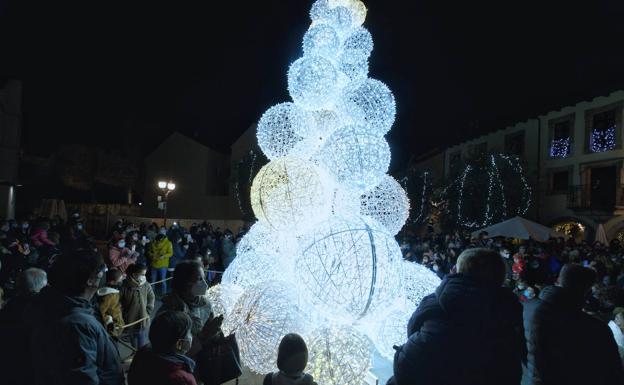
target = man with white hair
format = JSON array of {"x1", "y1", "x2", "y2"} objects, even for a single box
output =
[{"x1": 0, "y1": 268, "x2": 48, "y2": 385}]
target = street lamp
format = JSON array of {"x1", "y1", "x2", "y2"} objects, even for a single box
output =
[{"x1": 157, "y1": 180, "x2": 176, "y2": 226}]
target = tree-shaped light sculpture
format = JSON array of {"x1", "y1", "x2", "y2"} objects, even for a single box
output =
[{"x1": 214, "y1": 1, "x2": 440, "y2": 383}]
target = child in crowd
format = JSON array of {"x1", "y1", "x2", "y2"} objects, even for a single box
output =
[
  {"x1": 127, "y1": 311, "x2": 197, "y2": 385},
  {"x1": 120, "y1": 263, "x2": 155, "y2": 349},
  {"x1": 96, "y1": 268, "x2": 125, "y2": 335},
  {"x1": 264, "y1": 333, "x2": 318, "y2": 385}
]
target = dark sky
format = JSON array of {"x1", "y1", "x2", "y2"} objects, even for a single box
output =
[{"x1": 1, "y1": 0, "x2": 624, "y2": 168}]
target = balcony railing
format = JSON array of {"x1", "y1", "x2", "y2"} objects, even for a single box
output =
[{"x1": 567, "y1": 184, "x2": 624, "y2": 210}]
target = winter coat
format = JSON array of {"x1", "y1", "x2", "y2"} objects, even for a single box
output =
[
  {"x1": 158, "y1": 293, "x2": 214, "y2": 358},
  {"x1": 128, "y1": 347, "x2": 197, "y2": 385},
  {"x1": 30, "y1": 227, "x2": 56, "y2": 247},
  {"x1": 119, "y1": 276, "x2": 155, "y2": 331},
  {"x1": 608, "y1": 320, "x2": 624, "y2": 368},
  {"x1": 263, "y1": 372, "x2": 317, "y2": 385},
  {"x1": 392, "y1": 274, "x2": 525, "y2": 385},
  {"x1": 524, "y1": 285, "x2": 624, "y2": 385},
  {"x1": 108, "y1": 246, "x2": 138, "y2": 273},
  {"x1": 0, "y1": 294, "x2": 37, "y2": 385},
  {"x1": 25, "y1": 286, "x2": 124, "y2": 385},
  {"x1": 150, "y1": 238, "x2": 174, "y2": 269},
  {"x1": 96, "y1": 287, "x2": 124, "y2": 335}
]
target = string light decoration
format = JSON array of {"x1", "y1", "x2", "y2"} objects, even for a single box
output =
[
  {"x1": 450, "y1": 154, "x2": 531, "y2": 229},
  {"x1": 306, "y1": 325, "x2": 371, "y2": 385},
  {"x1": 365, "y1": 305, "x2": 412, "y2": 360},
  {"x1": 205, "y1": 283, "x2": 244, "y2": 319},
  {"x1": 319, "y1": 124, "x2": 391, "y2": 192},
  {"x1": 250, "y1": 157, "x2": 331, "y2": 233},
  {"x1": 296, "y1": 216, "x2": 402, "y2": 322},
  {"x1": 223, "y1": 282, "x2": 307, "y2": 374},
  {"x1": 337, "y1": 78, "x2": 396, "y2": 135},
  {"x1": 360, "y1": 175, "x2": 410, "y2": 235},
  {"x1": 401, "y1": 260, "x2": 440, "y2": 306},
  {"x1": 549, "y1": 137, "x2": 571, "y2": 158},
  {"x1": 218, "y1": 0, "x2": 430, "y2": 376},
  {"x1": 590, "y1": 126, "x2": 616, "y2": 153}
]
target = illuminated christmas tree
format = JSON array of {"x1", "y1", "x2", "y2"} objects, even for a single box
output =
[{"x1": 210, "y1": 1, "x2": 440, "y2": 383}]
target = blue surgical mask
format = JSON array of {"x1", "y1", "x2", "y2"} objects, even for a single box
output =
[
  {"x1": 523, "y1": 289, "x2": 535, "y2": 299},
  {"x1": 118, "y1": 241, "x2": 126, "y2": 248},
  {"x1": 77, "y1": 224, "x2": 84, "y2": 231}
]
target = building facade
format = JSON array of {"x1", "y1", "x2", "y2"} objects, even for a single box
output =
[{"x1": 422, "y1": 90, "x2": 624, "y2": 241}]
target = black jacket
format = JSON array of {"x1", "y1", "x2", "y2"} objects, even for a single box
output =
[
  {"x1": 25, "y1": 286, "x2": 124, "y2": 385},
  {"x1": 0, "y1": 294, "x2": 37, "y2": 385},
  {"x1": 524, "y1": 285, "x2": 624, "y2": 385},
  {"x1": 392, "y1": 274, "x2": 525, "y2": 385}
]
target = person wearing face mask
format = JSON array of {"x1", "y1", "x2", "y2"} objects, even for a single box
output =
[
  {"x1": 158, "y1": 261, "x2": 223, "y2": 359},
  {"x1": 25, "y1": 249, "x2": 124, "y2": 385},
  {"x1": 108, "y1": 237, "x2": 138, "y2": 274},
  {"x1": 128, "y1": 311, "x2": 197, "y2": 385},
  {"x1": 96, "y1": 268, "x2": 125, "y2": 336},
  {"x1": 120, "y1": 263, "x2": 155, "y2": 349}
]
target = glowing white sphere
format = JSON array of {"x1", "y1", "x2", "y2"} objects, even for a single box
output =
[
  {"x1": 250, "y1": 157, "x2": 331, "y2": 233},
  {"x1": 367, "y1": 304, "x2": 412, "y2": 360},
  {"x1": 224, "y1": 282, "x2": 307, "y2": 374},
  {"x1": 327, "y1": 6, "x2": 355, "y2": 37},
  {"x1": 310, "y1": 0, "x2": 331, "y2": 22},
  {"x1": 307, "y1": 325, "x2": 371, "y2": 385},
  {"x1": 205, "y1": 283, "x2": 244, "y2": 319},
  {"x1": 343, "y1": 27, "x2": 373, "y2": 55},
  {"x1": 288, "y1": 56, "x2": 339, "y2": 110},
  {"x1": 296, "y1": 216, "x2": 402, "y2": 322},
  {"x1": 338, "y1": 78, "x2": 396, "y2": 135},
  {"x1": 257, "y1": 102, "x2": 314, "y2": 159},
  {"x1": 360, "y1": 175, "x2": 410, "y2": 235},
  {"x1": 329, "y1": 0, "x2": 367, "y2": 26},
  {"x1": 303, "y1": 23, "x2": 340, "y2": 59},
  {"x1": 311, "y1": 109, "x2": 342, "y2": 139},
  {"x1": 329, "y1": 186, "x2": 361, "y2": 217},
  {"x1": 338, "y1": 50, "x2": 369, "y2": 85},
  {"x1": 401, "y1": 260, "x2": 441, "y2": 306},
  {"x1": 319, "y1": 124, "x2": 390, "y2": 192}
]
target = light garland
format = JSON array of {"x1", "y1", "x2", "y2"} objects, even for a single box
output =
[
  {"x1": 549, "y1": 137, "x2": 571, "y2": 158},
  {"x1": 337, "y1": 78, "x2": 396, "y2": 135},
  {"x1": 453, "y1": 154, "x2": 531, "y2": 228},
  {"x1": 205, "y1": 283, "x2": 244, "y2": 319},
  {"x1": 590, "y1": 126, "x2": 616, "y2": 153}
]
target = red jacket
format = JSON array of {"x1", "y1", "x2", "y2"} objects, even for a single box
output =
[
  {"x1": 128, "y1": 348, "x2": 197, "y2": 385},
  {"x1": 30, "y1": 228, "x2": 56, "y2": 247}
]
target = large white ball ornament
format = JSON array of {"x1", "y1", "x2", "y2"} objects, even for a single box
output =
[
  {"x1": 303, "y1": 23, "x2": 340, "y2": 59},
  {"x1": 329, "y1": 0, "x2": 367, "y2": 26},
  {"x1": 366, "y1": 304, "x2": 413, "y2": 360},
  {"x1": 360, "y1": 175, "x2": 410, "y2": 235},
  {"x1": 205, "y1": 283, "x2": 244, "y2": 319},
  {"x1": 296, "y1": 216, "x2": 402, "y2": 322},
  {"x1": 338, "y1": 78, "x2": 396, "y2": 135},
  {"x1": 311, "y1": 109, "x2": 342, "y2": 139},
  {"x1": 320, "y1": 124, "x2": 390, "y2": 192},
  {"x1": 401, "y1": 260, "x2": 441, "y2": 306},
  {"x1": 224, "y1": 282, "x2": 307, "y2": 374},
  {"x1": 310, "y1": 0, "x2": 330, "y2": 22},
  {"x1": 257, "y1": 103, "x2": 313, "y2": 159},
  {"x1": 338, "y1": 50, "x2": 369, "y2": 85},
  {"x1": 288, "y1": 56, "x2": 339, "y2": 110},
  {"x1": 343, "y1": 27, "x2": 373, "y2": 55},
  {"x1": 307, "y1": 325, "x2": 371, "y2": 385},
  {"x1": 250, "y1": 157, "x2": 331, "y2": 233}
]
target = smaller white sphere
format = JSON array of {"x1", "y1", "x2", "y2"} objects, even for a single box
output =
[
  {"x1": 311, "y1": 109, "x2": 342, "y2": 139},
  {"x1": 257, "y1": 103, "x2": 312, "y2": 160},
  {"x1": 288, "y1": 56, "x2": 339, "y2": 110},
  {"x1": 401, "y1": 260, "x2": 441, "y2": 306},
  {"x1": 319, "y1": 124, "x2": 390, "y2": 192},
  {"x1": 338, "y1": 50, "x2": 369, "y2": 85},
  {"x1": 360, "y1": 175, "x2": 410, "y2": 235},
  {"x1": 367, "y1": 304, "x2": 413, "y2": 361},
  {"x1": 338, "y1": 78, "x2": 396, "y2": 135},
  {"x1": 224, "y1": 282, "x2": 307, "y2": 374},
  {"x1": 343, "y1": 27, "x2": 373, "y2": 55},
  {"x1": 310, "y1": 0, "x2": 330, "y2": 22},
  {"x1": 328, "y1": 6, "x2": 355, "y2": 37},
  {"x1": 205, "y1": 283, "x2": 244, "y2": 319},
  {"x1": 329, "y1": 0, "x2": 367, "y2": 26},
  {"x1": 303, "y1": 23, "x2": 340, "y2": 59},
  {"x1": 307, "y1": 325, "x2": 371, "y2": 385}
]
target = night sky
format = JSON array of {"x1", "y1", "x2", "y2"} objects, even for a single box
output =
[{"x1": 1, "y1": 0, "x2": 624, "y2": 168}]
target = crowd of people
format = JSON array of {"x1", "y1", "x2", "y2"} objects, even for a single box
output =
[{"x1": 0, "y1": 211, "x2": 623, "y2": 385}]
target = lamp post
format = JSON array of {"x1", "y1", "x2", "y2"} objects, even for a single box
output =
[{"x1": 157, "y1": 180, "x2": 176, "y2": 226}]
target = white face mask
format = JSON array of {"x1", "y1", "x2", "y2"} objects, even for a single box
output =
[
  {"x1": 191, "y1": 279, "x2": 208, "y2": 296},
  {"x1": 137, "y1": 275, "x2": 147, "y2": 285}
]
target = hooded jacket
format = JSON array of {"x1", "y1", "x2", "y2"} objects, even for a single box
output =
[
  {"x1": 25, "y1": 286, "x2": 124, "y2": 385},
  {"x1": 392, "y1": 274, "x2": 525, "y2": 385},
  {"x1": 128, "y1": 347, "x2": 197, "y2": 385},
  {"x1": 96, "y1": 286, "x2": 124, "y2": 334},
  {"x1": 119, "y1": 276, "x2": 155, "y2": 331},
  {"x1": 150, "y1": 237, "x2": 174, "y2": 269},
  {"x1": 524, "y1": 285, "x2": 624, "y2": 385}
]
